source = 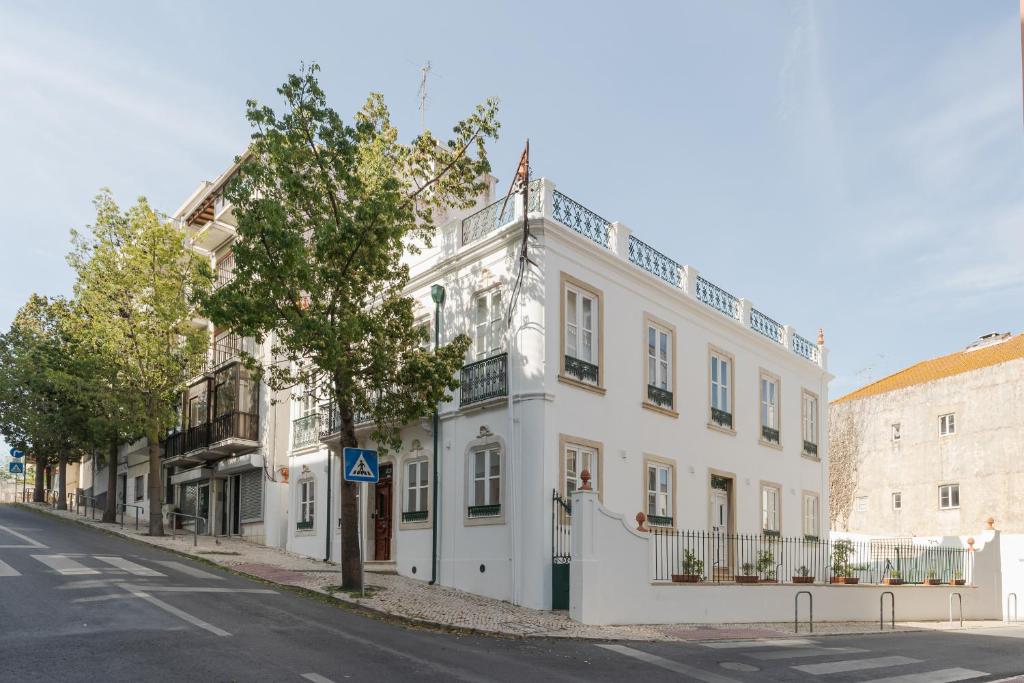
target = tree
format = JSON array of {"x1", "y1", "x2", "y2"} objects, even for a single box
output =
[
  {"x1": 204, "y1": 65, "x2": 498, "y2": 588},
  {"x1": 68, "y1": 192, "x2": 211, "y2": 534}
]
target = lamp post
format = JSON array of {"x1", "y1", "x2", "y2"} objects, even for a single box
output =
[{"x1": 429, "y1": 284, "x2": 444, "y2": 585}]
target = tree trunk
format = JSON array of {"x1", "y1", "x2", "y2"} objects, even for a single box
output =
[
  {"x1": 44, "y1": 466, "x2": 51, "y2": 494},
  {"x1": 147, "y1": 428, "x2": 164, "y2": 536},
  {"x1": 56, "y1": 455, "x2": 67, "y2": 510},
  {"x1": 103, "y1": 441, "x2": 118, "y2": 523},
  {"x1": 32, "y1": 458, "x2": 44, "y2": 502},
  {"x1": 335, "y1": 379, "x2": 362, "y2": 590}
]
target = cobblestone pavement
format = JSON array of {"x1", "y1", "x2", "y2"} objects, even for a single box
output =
[{"x1": 15, "y1": 502, "x2": 1012, "y2": 641}]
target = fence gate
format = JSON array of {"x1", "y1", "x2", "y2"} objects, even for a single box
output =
[{"x1": 551, "y1": 490, "x2": 572, "y2": 610}]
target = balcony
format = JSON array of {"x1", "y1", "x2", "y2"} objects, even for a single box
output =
[
  {"x1": 212, "y1": 335, "x2": 257, "y2": 368},
  {"x1": 803, "y1": 440, "x2": 818, "y2": 457},
  {"x1": 647, "y1": 385, "x2": 673, "y2": 410},
  {"x1": 761, "y1": 425, "x2": 780, "y2": 444},
  {"x1": 402, "y1": 510, "x2": 428, "y2": 523},
  {"x1": 460, "y1": 353, "x2": 508, "y2": 407},
  {"x1": 467, "y1": 504, "x2": 501, "y2": 518},
  {"x1": 710, "y1": 407, "x2": 733, "y2": 429},
  {"x1": 189, "y1": 219, "x2": 236, "y2": 253},
  {"x1": 318, "y1": 403, "x2": 372, "y2": 444},
  {"x1": 214, "y1": 266, "x2": 235, "y2": 291},
  {"x1": 564, "y1": 355, "x2": 599, "y2": 385},
  {"x1": 292, "y1": 414, "x2": 319, "y2": 449}
]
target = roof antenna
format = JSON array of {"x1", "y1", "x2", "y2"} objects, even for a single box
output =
[{"x1": 418, "y1": 61, "x2": 432, "y2": 131}]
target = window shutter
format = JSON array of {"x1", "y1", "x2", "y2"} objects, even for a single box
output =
[{"x1": 239, "y1": 469, "x2": 263, "y2": 523}]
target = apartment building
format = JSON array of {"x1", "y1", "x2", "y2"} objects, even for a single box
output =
[
  {"x1": 830, "y1": 332, "x2": 1024, "y2": 536},
  {"x1": 281, "y1": 174, "x2": 831, "y2": 610}
]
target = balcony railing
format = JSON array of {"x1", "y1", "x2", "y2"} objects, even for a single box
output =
[
  {"x1": 647, "y1": 385, "x2": 673, "y2": 410},
  {"x1": 183, "y1": 422, "x2": 210, "y2": 454},
  {"x1": 161, "y1": 431, "x2": 185, "y2": 460},
  {"x1": 460, "y1": 353, "x2": 508, "y2": 407},
  {"x1": 318, "y1": 403, "x2": 371, "y2": 439},
  {"x1": 628, "y1": 235, "x2": 680, "y2": 287},
  {"x1": 467, "y1": 504, "x2": 501, "y2": 518},
  {"x1": 212, "y1": 335, "x2": 257, "y2": 367},
  {"x1": 214, "y1": 267, "x2": 235, "y2": 290},
  {"x1": 564, "y1": 355, "x2": 599, "y2": 385},
  {"x1": 761, "y1": 425, "x2": 780, "y2": 444},
  {"x1": 803, "y1": 441, "x2": 818, "y2": 457},
  {"x1": 710, "y1": 407, "x2": 733, "y2": 429},
  {"x1": 647, "y1": 514, "x2": 673, "y2": 528},
  {"x1": 292, "y1": 414, "x2": 319, "y2": 449},
  {"x1": 552, "y1": 190, "x2": 610, "y2": 248},
  {"x1": 461, "y1": 197, "x2": 515, "y2": 246},
  {"x1": 695, "y1": 276, "x2": 741, "y2": 320},
  {"x1": 792, "y1": 334, "x2": 820, "y2": 363},
  {"x1": 750, "y1": 308, "x2": 783, "y2": 344},
  {"x1": 402, "y1": 510, "x2": 428, "y2": 523},
  {"x1": 210, "y1": 411, "x2": 259, "y2": 444}
]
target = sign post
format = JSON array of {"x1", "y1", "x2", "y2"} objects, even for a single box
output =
[
  {"x1": 343, "y1": 447, "x2": 379, "y2": 597},
  {"x1": 9, "y1": 448, "x2": 24, "y2": 502}
]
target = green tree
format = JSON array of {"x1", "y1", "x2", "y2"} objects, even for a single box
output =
[
  {"x1": 69, "y1": 192, "x2": 211, "y2": 534},
  {"x1": 204, "y1": 65, "x2": 498, "y2": 588}
]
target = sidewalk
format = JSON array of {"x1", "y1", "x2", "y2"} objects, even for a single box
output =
[{"x1": 15, "y1": 501, "x2": 1016, "y2": 642}]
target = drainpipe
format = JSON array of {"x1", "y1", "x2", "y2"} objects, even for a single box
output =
[
  {"x1": 429, "y1": 284, "x2": 445, "y2": 585},
  {"x1": 325, "y1": 447, "x2": 332, "y2": 562}
]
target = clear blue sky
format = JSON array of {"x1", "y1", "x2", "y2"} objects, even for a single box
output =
[{"x1": 0, "y1": 0, "x2": 1021, "y2": 419}]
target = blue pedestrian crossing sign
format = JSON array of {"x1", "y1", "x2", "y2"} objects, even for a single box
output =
[
  {"x1": 342, "y1": 448, "x2": 378, "y2": 483},
  {"x1": 8, "y1": 462, "x2": 24, "y2": 474}
]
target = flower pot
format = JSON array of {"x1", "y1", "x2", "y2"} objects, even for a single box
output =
[
  {"x1": 734, "y1": 575, "x2": 759, "y2": 584},
  {"x1": 949, "y1": 579, "x2": 966, "y2": 586},
  {"x1": 792, "y1": 576, "x2": 814, "y2": 584},
  {"x1": 830, "y1": 576, "x2": 860, "y2": 585},
  {"x1": 923, "y1": 578, "x2": 941, "y2": 586},
  {"x1": 882, "y1": 578, "x2": 904, "y2": 586},
  {"x1": 671, "y1": 574, "x2": 701, "y2": 583}
]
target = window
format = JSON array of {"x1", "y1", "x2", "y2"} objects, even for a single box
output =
[
  {"x1": 855, "y1": 496, "x2": 868, "y2": 513},
  {"x1": 709, "y1": 350, "x2": 732, "y2": 428},
  {"x1": 892, "y1": 492, "x2": 902, "y2": 510},
  {"x1": 469, "y1": 447, "x2": 500, "y2": 516},
  {"x1": 939, "y1": 484, "x2": 960, "y2": 510},
  {"x1": 414, "y1": 318, "x2": 432, "y2": 351},
  {"x1": 802, "y1": 494, "x2": 819, "y2": 538},
  {"x1": 563, "y1": 279, "x2": 600, "y2": 384},
  {"x1": 404, "y1": 460, "x2": 429, "y2": 522},
  {"x1": 134, "y1": 475, "x2": 145, "y2": 502},
  {"x1": 802, "y1": 392, "x2": 818, "y2": 454},
  {"x1": 892, "y1": 423, "x2": 901, "y2": 442},
  {"x1": 939, "y1": 413, "x2": 956, "y2": 437},
  {"x1": 473, "y1": 290, "x2": 504, "y2": 360},
  {"x1": 298, "y1": 479, "x2": 314, "y2": 529},
  {"x1": 646, "y1": 462, "x2": 673, "y2": 526},
  {"x1": 761, "y1": 485, "x2": 780, "y2": 534},
  {"x1": 564, "y1": 443, "x2": 600, "y2": 496},
  {"x1": 647, "y1": 324, "x2": 671, "y2": 391},
  {"x1": 760, "y1": 373, "x2": 780, "y2": 443}
]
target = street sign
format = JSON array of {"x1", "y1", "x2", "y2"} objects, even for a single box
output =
[
  {"x1": 9, "y1": 448, "x2": 23, "y2": 458},
  {"x1": 8, "y1": 462, "x2": 24, "y2": 474},
  {"x1": 342, "y1": 447, "x2": 378, "y2": 483}
]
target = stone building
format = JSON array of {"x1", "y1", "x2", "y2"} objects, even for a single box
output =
[{"x1": 830, "y1": 332, "x2": 1024, "y2": 536}]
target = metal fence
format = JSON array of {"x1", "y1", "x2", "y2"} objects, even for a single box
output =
[
  {"x1": 460, "y1": 353, "x2": 508, "y2": 406},
  {"x1": 651, "y1": 529, "x2": 973, "y2": 585}
]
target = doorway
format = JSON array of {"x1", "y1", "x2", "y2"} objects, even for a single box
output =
[
  {"x1": 710, "y1": 475, "x2": 733, "y2": 575},
  {"x1": 198, "y1": 483, "x2": 210, "y2": 535},
  {"x1": 229, "y1": 475, "x2": 240, "y2": 535},
  {"x1": 373, "y1": 464, "x2": 393, "y2": 561}
]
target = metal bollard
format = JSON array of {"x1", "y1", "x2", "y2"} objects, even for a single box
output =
[
  {"x1": 880, "y1": 591, "x2": 895, "y2": 630},
  {"x1": 135, "y1": 507, "x2": 140, "y2": 531}
]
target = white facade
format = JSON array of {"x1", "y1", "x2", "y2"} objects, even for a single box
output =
[{"x1": 283, "y1": 177, "x2": 831, "y2": 611}]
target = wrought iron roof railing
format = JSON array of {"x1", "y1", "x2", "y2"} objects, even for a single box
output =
[
  {"x1": 551, "y1": 190, "x2": 610, "y2": 248},
  {"x1": 628, "y1": 235, "x2": 681, "y2": 287},
  {"x1": 695, "y1": 276, "x2": 741, "y2": 320},
  {"x1": 750, "y1": 308, "x2": 784, "y2": 344},
  {"x1": 461, "y1": 197, "x2": 515, "y2": 246},
  {"x1": 792, "y1": 334, "x2": 820, "y2": 363}
]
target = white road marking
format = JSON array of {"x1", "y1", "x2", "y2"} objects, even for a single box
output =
[
  {"x1": 152, "y1": 560, "x2": 224, "y2": 580},
  {"x1": 704, "y1": 638, "x2": 817, "y2": 649},
  {"x1": 794, "y1": 655, "x2": 921, "y2": 675},
  {"x1": 0, "y1": 524, "x2": 47, "y2": 548},
  {"x1": 124, "y1": 586, "x2": 276, "y2": 594},
  {"x1": 860, "y1": 668, "x2": 989, "y2": 683},
  {"x1": 597, "y1": 644, "x2": 739, "y2": 683},
  {"x1": 301, "y1": 674, "x2": 336, "y2": 683},
  {"x1": 0, "y1": 559, "x2": 21, "y2": 577},
  {"x1": 750, "y1": 646, "x2": 868, "y2": 660},
  {"x1": 32, "y1": 554, "x2": 100, "y2": 575},
  {"x1": 93, "y1": 556, "x2": 165, "y2": 577},
  {"x1": 118, "y1": 584, "x2": 230, "y2": 637},
  {"x1": 71, "y1": 594, "x2": 136, "y2": 604}
]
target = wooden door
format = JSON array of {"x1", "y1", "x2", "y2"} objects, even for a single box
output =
[{"x1": 373, "y1": 464, "x2": 393, "y2": 561}]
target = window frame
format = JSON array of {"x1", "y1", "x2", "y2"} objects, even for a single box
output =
[
  {"x1": 801, "y1": 389, "x2": 819, "y2": 457},
  {"x1": 463, "y1": 442, "x2": 505, "y2": 526},
  {"x1": 642, "y1": 455, "x2": 676, "y2": 528},
  {"x1": 758, "y1": 369, "x2": 782, "y2": 447},
  {"x1": 760, "y1": 482, "x2": 782, "y2": 535},
  {"x1": 472, "y1": 287, "x2": 504, "y2": 361},
  {"x1": 297, "y1": 478, "x2": 315, "y2": 530},
  {"x1": 642, "y1": 313, "x2": 677, "y2": 415},
  {"x1": 939, "y1": 413, "x2": 956, "y2": 437},
  {"x1": 892, "y1": 423, "x2": 901, "y2": 443},
  {"x1": 559, "y1": 434, "x2": 604, "y2": 503},
  {"x1": 855, "y1": 496, "x2": 868, "y2": 513},
  {"x1": 938, "y1": 483, "x2": 960, "y2": 510},
  {"x1": 802, "y1": 492, "x2": 819, "y2": 538},
  {"x1": 707, "y1": 345, "x2": 735, "y2": 433},
  {"x1": 134, "y1": 474, "x2": 145, "y2": 502},
  {"x1": 401, "y1": 457, "x2": 430, "y2": 527},
  {"x1": 559, "y1": 273, "x2": 605, "y2": 392},
  {"x1": 892, "y1": 491, "x2": 902, "y2": 510}
]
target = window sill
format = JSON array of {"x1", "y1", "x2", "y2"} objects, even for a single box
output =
[
  {"x1": 759, "y1": 438, "x2": 784, "y2": 451},
  {"x1": 642, "y1": 401, "x2": 678, "y2": 418},
  {"x1": 800, "y1": 452, "x2": 821, "y2": 463},
  {"x1": 706, "y1": 422, "x2": 736, "y2": 436},
  {"x1": 464, "y1": 513, "x2": 506, "y2": 527},
  {"x1": 557, "y1": 374, "x2": 606, "y2": 395},
  {"x1": 399, "y1": 519, "x2": 432, "y2": 531}
]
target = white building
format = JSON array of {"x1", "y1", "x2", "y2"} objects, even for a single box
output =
[{"x1": 282, "y1": 175, "x2": 831, "y2": 610}]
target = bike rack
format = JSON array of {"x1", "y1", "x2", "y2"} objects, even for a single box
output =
[
  {"x1": 880, "y1": 591, "x2": 895, "y2": 630},
  {"x1": 795, "y1": 590, "x2": 813, "y2": 634},
  {"x1": 1006, "y1": 593, "x2": 1018, "y2": 623},
  {"x1": 949, "y1": 592, "x2": 963, "y2": 628}
]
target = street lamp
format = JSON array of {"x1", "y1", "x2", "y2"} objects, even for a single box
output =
[{"x1": 429, "y1": 284, "x2": 444, "y2": 585}]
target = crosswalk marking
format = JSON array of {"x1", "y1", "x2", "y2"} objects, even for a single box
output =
[
  {"x1": 597, "y1": 644, "x2": 739, "y2": 683},
  {"x1": 704, "y1": 638, "x2": 816, "y2": 649},
  {"x1": 0, "y1": 524, "x2": 47, "y2": 548},
  {"x1": 749, "y1": 646, "x2": 868, "y2": 660},
  {"x1": 794, "y1": 655, "x2": 921, "y2": 675},
  {"x1": 32, "y1": 554, "x2": 100, "y2": 575},
  {"x1": 93, "y1": 556, "x2": 165, "y2": 577},
  {"x1": 859, "y1": 668, "x2": 988, "y2": 683},
  {"x1": 0, "y1": 559, "x2": 21, "y2": 577},
  {"x1": 152, "y1": 560, "x2": 224, "y2": 580}
]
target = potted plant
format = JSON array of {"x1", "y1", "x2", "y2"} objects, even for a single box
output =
[
  {"x1": 756, "y1": 550, "x2": 777, "y2": 583},
  {"x1": 671, "y1": 550, "x2": 704, "y2": 583},
  {"x1": 882, "y1": 569, "x2": 903, "y2": 586},
  {"x1": 949, "y1": 569, "x2": 965, "y2": 586},
  {"x1": 735, "y1": 562, "x2": 758, "y2": 583},
  {"x1": 923, "y1": 569, "x2": 941, "y2": 586},
  {"x1": 830, "y1": 540, "x2": 860, "y2": 584},
  {"x1": 792, "y1": 565, "x2": 814, "y2": 584}
]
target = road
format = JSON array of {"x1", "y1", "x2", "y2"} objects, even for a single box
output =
[{"x1": 0, "y1": 504, "x2": 1022, "y2": 682}]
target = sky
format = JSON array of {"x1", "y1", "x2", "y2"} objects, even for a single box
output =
[{"x1": 0, "y1": 0, "x2": 1021, "y2": 441}]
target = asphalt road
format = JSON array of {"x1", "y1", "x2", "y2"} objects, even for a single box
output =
[{"x1": 1, "y1": 504, "x2": 1022, "y2": 683}]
